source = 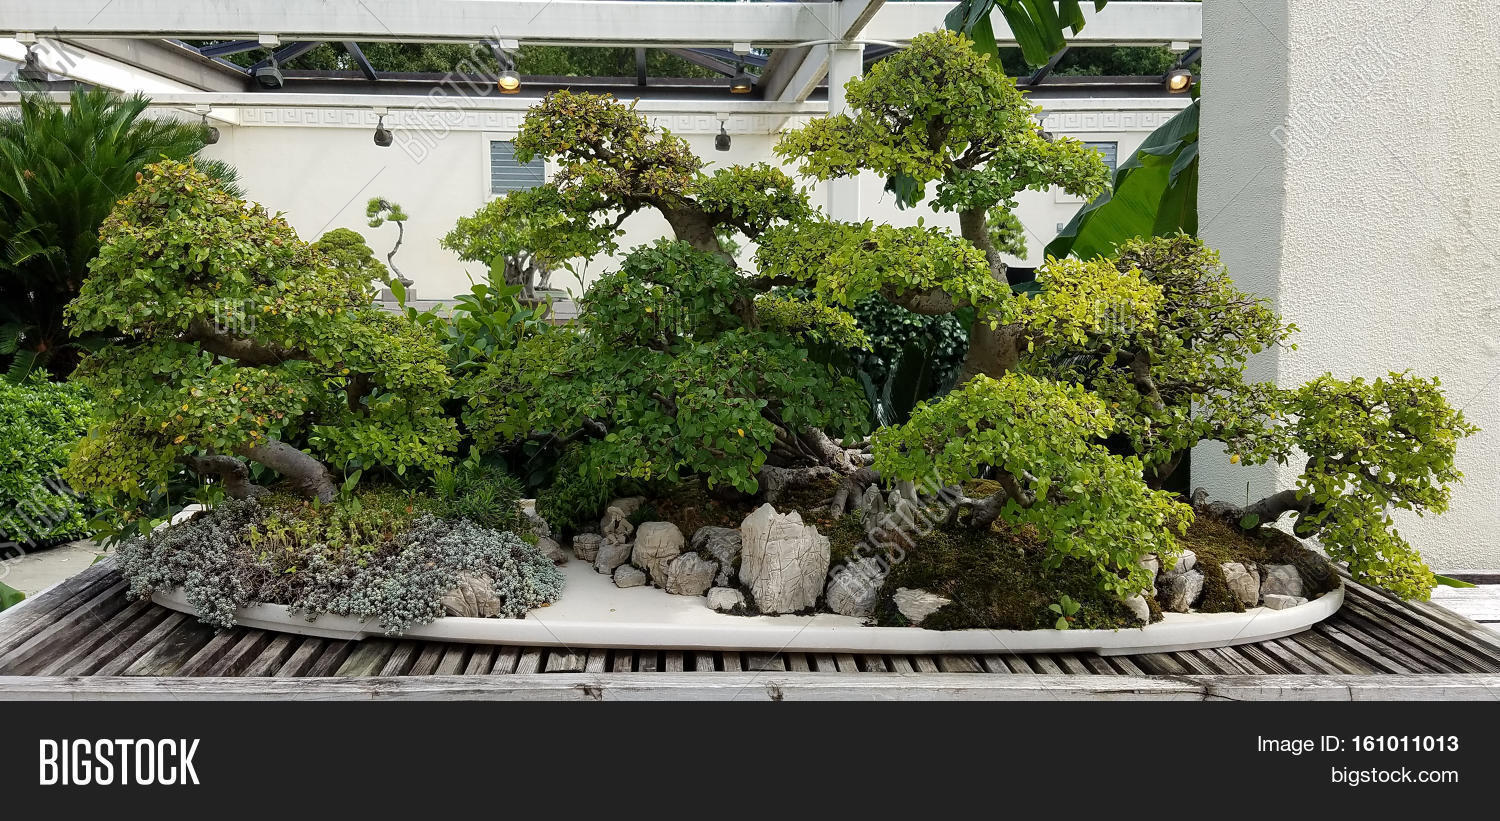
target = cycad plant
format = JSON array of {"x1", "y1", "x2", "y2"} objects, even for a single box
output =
[{"x1": 0, "y1": 87, "x2": 236, "y2": 381}]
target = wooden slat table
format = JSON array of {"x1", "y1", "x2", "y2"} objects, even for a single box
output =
[{"x1": 3, "y1": 560, "x2": 1498, "y2": 700}]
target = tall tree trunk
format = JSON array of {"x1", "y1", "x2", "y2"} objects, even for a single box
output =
[{"x1": 957, "y1": 206, "x2": 1020, "y2": 382}]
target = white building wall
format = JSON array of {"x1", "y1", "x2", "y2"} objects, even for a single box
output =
[
  {"x1": 200, "y1": 100, "x2": 1184, "y2": 301},
  {"x1": 1197, "y1": 0, "x2": 1500, "y2": 571}
]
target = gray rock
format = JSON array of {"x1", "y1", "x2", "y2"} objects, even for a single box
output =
[
  {"x1": 1262, "y1": 593, "x2": 1309, "y2": 611},
  {"x1": 1159, "y1": 549, "x2": 1196, "y2": 580},
  {"x1": 593, "y1": 540, "x2": 632, "y2": 575},
  {"x1": 607, "y1": 496, "x2": 647, "y2": 518},
  {"x1": 439, "y1": 573, "x2": 503, "y2": 618},
  {"x1": 739, "y1": 504, "x2": 830, "y2": 614},
  {"x1": 664, "y1": 552, "x2": 718, "y2": 597},
  {"x1": 537, "y1": 536, "x2": 567, "y2": 565},
  {"x1": 1162, "y1": 570, "x2": 1205, "y2": 613},
  {"x1": 824, "y1": 557, "x2": 886, "y2": 619},
  {"x1": 632, "y1": 521, "x2": 685, "y2": 587},
  {"x1": 600, "y1": 506, "x2": 635, "y2": 545},
  {"x1": 707, "y1": 587, "x2": 745, "y2": 612},
  {"x1": 1222, "y1": 562, "x2": 1261, "y2": 608},
  {"x1": 1260, "y1": 564, "x2": 1305, "y2": 598},
  {"x1": 1124, "y1": 594, "x2": 1150, "y2": 624},
  {"x1": 857, "y1": 484, "x2": 885, "y2": 524},
  {"x1": 520, "y1": 499, "x2": 551, "y2": 539},
  {"x1": 892, "y1": 587, "x2": 952, "y2": 626},
  {"x1": 691, "y1": 526, "x2": 743, "y2": 586},
  {"x1": 571, "y1": 533, "x2": 603, "y2": 563},
  {"x1": 613, "y1": 564, "x2": 647, "y2": 589}
]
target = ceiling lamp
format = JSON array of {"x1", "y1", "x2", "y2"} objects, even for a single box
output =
[
  {"x1": 254, "y1": 57, "x2": 284, "y2": 89},
  {"x1": 1164, "y1": 67, "x2": 1193, "y2": 94},
  {"x1": 729, "y1": 64, "x2": 753, "y2": 94},
  {"x1": 497, "y1": 68, "x2": 521, "y2": 94},
  {"x1": 715, "y1": 120, "x2": 731, "y2": 152},
  {"x1": 373, "y1": 114, "x2": 393, "y2": 147}
]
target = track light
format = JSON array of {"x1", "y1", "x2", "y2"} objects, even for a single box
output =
[
  {"x1": 715, "y1": 121, "x2": 731, "y2": 152},
  {"x1": 729, "y1": 64, "x2": 753, "y2": 94},
  {"x1": 199, "y1": 112, "x2": 219, "y2": 145},
  {"x1": 497, "y1": 68, "x2": 521, "y2": 94},
  {"x1": 254, "y1": 57, "x2": 284, "y2": 89},
  {"x1": 373, "y1": 114, "x2": 392, "y2": 147},
  {"x1": 1164, "y1": 67, "x2": 1193, "y2": 94},
  {"x1": 18, "y1": 47, "x2": 48, "y2": 82}
]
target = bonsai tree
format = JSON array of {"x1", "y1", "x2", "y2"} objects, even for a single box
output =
[
  {"x1": 872, "y1": 371, "x2": 1191, "y2": 598},
  {"x1": 64, "y1": 160, "x2": 458, "y2": 517},
  {"x1": 311, "y1": 227, "x2": 390, "y2": 287},
  {"x1": 502, "y1": 91, "x2": 811, "y2": 269},
  {"x1": 366, "y1": 197, "x2": 413, "y2": 287},
  {"x1": 772, "y1": 30, "x2": 1111, "y2": 381},
  {"x1": 443, "y1": 193, "x2": 561, "y2": 301},
  {"x1": 1022, "y1": 234, "x2": 1296, "y2": 486},
  {"x1": 463, "y1": 239, "x2": 870, "y2": 527},
  {"x1": 1205, "y1": 373, "x2": 1477, "y2": 600}
]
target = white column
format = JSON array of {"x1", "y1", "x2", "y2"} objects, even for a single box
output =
[
  {"x1": 825, "y1": 43, "x2": 864, "y2": 220},
  {"x1": 1196, "y1": 0, "x2": 1500, "y2": 571}
]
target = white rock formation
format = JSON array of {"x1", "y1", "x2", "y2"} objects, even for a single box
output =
[{"x1": 738, "y1": 503, "x2": 829, "y2": 614}]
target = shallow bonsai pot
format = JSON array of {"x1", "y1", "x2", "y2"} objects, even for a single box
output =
[{"x1": 151, "y1": 557, "x2": 1343, "y2": 656}]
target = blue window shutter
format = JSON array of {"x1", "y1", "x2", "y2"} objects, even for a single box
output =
[{"x1": 490, "y1": 140, "x2": 544, "y2": 194}]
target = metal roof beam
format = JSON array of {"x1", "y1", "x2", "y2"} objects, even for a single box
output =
[{"x1": 343, "y1": 41, "x2": 378, "y2": 80}]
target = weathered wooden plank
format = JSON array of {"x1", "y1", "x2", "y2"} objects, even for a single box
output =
[
  {"x1": 887, "y1": 654, "x2": 915, "y2": 673},
  {"x1": 491, "y1": 645, "x2": 521, "y2": 675},
  {"x1": 122, "y1": 619, "x2": 216, "y2": 677},
  {"x1": 810, "y1": 653, "x2": 835, "y2": 672},
  {"x1": 335, "y1": 639, "x2": 396, "y2": 677},
  {"x1": 786, "y1": 653, "x2": 811, "y2": 672},
  {"x1": 911, "y1": 655, "x2": 941, "y2": 673},
  {"x1": 171, "y1": 629, "x2": 243, "y2": 677},
  {"x1": 1052, "y1": 654, "x2": 1091, "y2": 675},
  {"x1": 275, "y1": 638, "x2": 329, "y2": 678},
  {"x1": 1429, "y1": 585, "x2": 1500, "y2": 622},
  {"x1": 1128, "y1": 652, "x2": 1189, "y2": 675},
  {"x1": 545, "y1": 648, "x2": 586, "y2": 673},
  {"x1": 1342, "y1": 595, "x2": 1499, "y2": 673},
  {"x1": 747, "y1": 652, "x2": 785, "y2": 672},
  {"x1": 692, "y1": 651, "x2": 716, "y2": 672},
  {"x1": 1288, "y1": 630, "x2": 1378, "y2": 674},
  {"x1": 636, "y1": 650, "x2": 659, "y2": 673},
  {"x1": 377, "y1": 641, "x2": 421, "y2": 677},
  {"x1": 406, "y1": 644, "x2": 446, "y2": 676},
  {"x1": 0, "y1": 560, "x2": 120, "y2": 657},
  {"x1": 32, "y1": 598, "x2": 158, "y2": 677},
  {"x1": 9, "y1": 673, "x2": 1497, "y2": 701},
  {"x1": 515, "y1": 647, "x2": 544, "y2": 674},
  {"x1": 305, "y1": 641, "x2": 355, "y2": 677},
  {"x1": 240, "y1": 634, "x2": 297, "y2": 677},
  {"x1": 0, "y1": 580, "x2": 130, "y2": 675},
  {"x1": 1336, "y1": 606, "x2": 1459, "y2": 673},
  {"x1": 1079, "y1": 655, "x2": 1116, "y2": 676},
  {"x1": 1105, "y1": 655, "x2": 1146, "y2": 676},
  {"x1": 937, "y1": 654, "x2": 984, "y2": 673},
  {"x1": 1233, "y1": 642, "x2": 1293, "y2": 675},
  {"x1": 1028, "y1": 655, "x2": 1067, "y2": 675},
  {"x1": 586, "y1": 649, "x2": 609, "y2": 673},
  {"x1": 1313, "y1": 623, "x2": 1412, "y2": 674},
  {"x1": 463, "y1": 647, "x2": 496, "y2": 675},
  {"x1": 610, "y1": 650, "x2": 633, "y2": 673},
  {"x1": 664, "y1": 651, "x2": 685, "y2": 672},
  {"x1": 720, "y1": 652, "x2": 742, "y2": 672},
  {"x1": 1206, "y1": 647, "x2": 1259, "y2": 675},
  {"x1": 432, "y1": 645, "x2": 470, "y2": 676},
  {"x1": 1345, "y1": 579, "x2": 1500, "y2": 662},
  {"x1": 858, "y1": 653, "x2": 888, "y2": 672},
  {"x1": 199, "y1": 630, "x2": 274, "y2": 677}
]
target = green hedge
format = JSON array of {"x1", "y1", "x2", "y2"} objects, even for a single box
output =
[{"x1": 0, "y1": 379, "x2": 91, "y2": 544}]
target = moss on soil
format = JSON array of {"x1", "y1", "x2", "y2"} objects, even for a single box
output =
[
  {"x1": 872, "y1": 520, "x2": 1137, "y2": 631},
  {"x1": 1175, "y1": 512, "x2": 1338, "y2": 614},
  {"x1": 637, "y1": 477, "x2": 845, "y2": 539}
]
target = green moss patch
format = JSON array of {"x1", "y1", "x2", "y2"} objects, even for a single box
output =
[{"x1": 1176, "y1": 513, "x2": 1337, "y2": 613}]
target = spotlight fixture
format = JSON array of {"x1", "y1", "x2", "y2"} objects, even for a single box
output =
[
  {"x1": 1164, "y1": 67, "x2": 1193, "y2": 94},
  {"x1": 373, "y1": 114, "x2": 393, "y2": 147},
  {"x1": 715, "y1": 120, "x2": 731, "y2": 152},
  {"x1": 18, "y1": 47, "x2": 48, "y2": 82},
  {"x1": 497, "y1": 68, "x2": 521, "y2": 94},
  {"x1": 729, "y1": 64, "x2": 753, "y2": 94},
  {"x1": 199, "y1": 111, "x2": 219, "y2": 145},
  {"x1": 254, "y1": 57, "x2": 284, "y2": 89}
]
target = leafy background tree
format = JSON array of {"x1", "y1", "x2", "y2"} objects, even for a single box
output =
[{"x1": 0, "y1": 87, "x2": 234, "y2": 381}]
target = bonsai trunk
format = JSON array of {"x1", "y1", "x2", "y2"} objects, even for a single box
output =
[
  {"x1": 237, "y1": 440, "x2": 337, "y2": 503},
  {"x1": 957, "y1": 206, "x2": 1021, "y2": 382},
  {"x1": 663, "y1": 205, "x2": 755, "y2": 326}
]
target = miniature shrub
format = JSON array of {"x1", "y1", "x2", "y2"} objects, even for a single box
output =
[
  {"x1": 430, "y1": 463, "x2": 529, "y2": 537},
  {"x1": 0, "y1": 379, "x2": 91, "y2": 543},
  {"x1": 116, "y1": 490, "x2": 563, "y2": 634}
]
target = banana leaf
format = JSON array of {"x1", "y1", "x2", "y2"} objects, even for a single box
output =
[{"x1": 947, "y1": 0, "x2": 1107, "y2": 65}]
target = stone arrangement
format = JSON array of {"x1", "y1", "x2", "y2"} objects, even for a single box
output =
[{"x1": 1147, "y1": 548, "x2": 1311, "y2": 614}]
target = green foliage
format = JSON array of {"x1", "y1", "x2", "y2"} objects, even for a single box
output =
[
  {"x1": 688, "y1": 163, "x2": 812, "y2": 237},
  {"x1": 429, "y1": 463, "x2": 528, "y2": 537},
  {"x1": 755, "y1": 293, "x2": 870, "y2": 350},
  {"x1": 1048, "y1": 99, "x2": 1200, "y2": 260},
  {"x1": 776, "y1": 31, "x2": 1110, "y2": 213},
  {"x1": 312, "y1": 227, "x2": 390, "y2": 285},
  {"x1": 0, "y1": 580, "x2": 23, "y2": 611},
  {"x1": 845, "y1": 294, "x2": 969, "y2": 426},
  {"x1": 0, "y1": 378, "x2": 91, "y2": 543},
  {"x1": 365, "y1": 197, "x2": 408, "y2": 227},
  {"x1": 466, "y1": 240, "x2": 868, "y2": 499},
  {"x1": 1026, "y1": 235, "x2": 1296, "y2": 473},
  {"x1": 987, "y1": 207, "x2": 1029, "y2": 259},
  {"x1": 443, "y1": 187, "x2": 576, "y2": 283},
  {"x1": 1238, "y1": 373, "x2": 1478, "y2": 600},
  {"x1": 0, "y1": 87, "x2": 224, "y2": 380},
  {"x1": 756, "y1": 219, "x2": 1003, "y2": 312},
  {"x1": 1005, "y1": 255, "x2": 1162, "y2": 348},
  {"x1": 949, "y1": 0, "x2": 1108, "y2": 66},
  {"x1": 1049, "y1": 594, "x2": 1081, "y2": 629},
  {"x1": 64, "y1": 160, "x2": 457, "y2": 518},
  {"x1": 872, "y1": 372, "x2": 1190, "y2": 598}
]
